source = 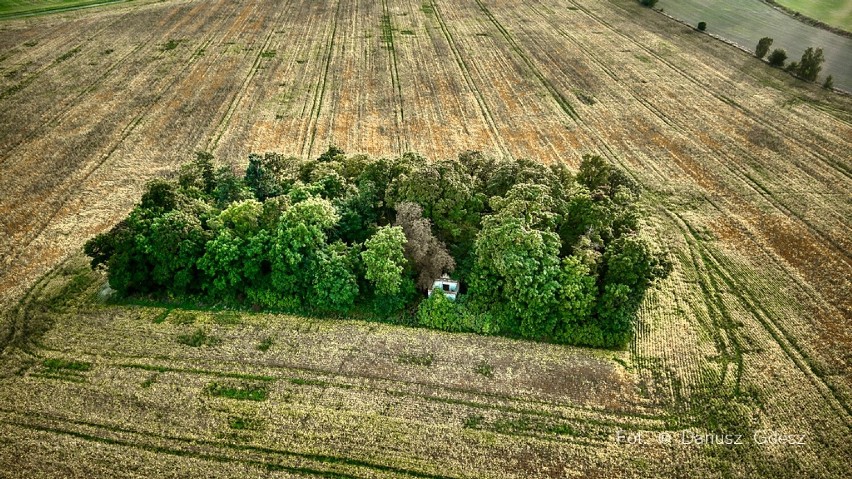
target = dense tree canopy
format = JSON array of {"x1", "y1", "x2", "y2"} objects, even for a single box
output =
[
  {"x1": 755, "y1": 37, "x2": 773, "y2": 59},
  {"x1": 86, "y1": 148, "x2": 669, "y2": 348},
  {"x1": 767, "y1": 49, "x2": 787, "y2": 68},
  {"x1": 794, "y1": 47, "x2": 824, "y2": 82}
]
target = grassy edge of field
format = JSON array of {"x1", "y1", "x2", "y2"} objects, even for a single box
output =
[{"x1": 0, "y1": 0, "x2": 134, "y2": 20}]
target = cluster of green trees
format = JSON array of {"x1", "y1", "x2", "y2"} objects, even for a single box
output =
[
  {"x1": 86, "y1": 148, "x2": 669, "y2": 348},
  {"x1": 755, "y1": 38, "x2": 830, "y2": 87}
]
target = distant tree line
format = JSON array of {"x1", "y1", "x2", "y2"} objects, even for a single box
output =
[
  {"x1": 755, "y1": 37, "x2": 830, "y2": 87},
  {"x1": 633, "y1": 0, "x2": 833, "y2": 89},
  {"x1": 85, "y1": 148, "x2": 670, "y2": 348}
]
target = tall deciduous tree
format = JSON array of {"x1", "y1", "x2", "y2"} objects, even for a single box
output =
[
  {"x1": 755, "y1": 37, "x2": 773, "y2": 59},
  {"x1": 308, "y1": 244, "x2": 359, "y2": 313},
  {"x1": 795, "y1": 47, "x2": 824, "y2": 82},
  {"x1": 245, "y1": 152, "x2": 296, "y2": 200},
  {"x1": 271, "y1": 197, "x2": 339, "y2": 298},
  {"x1": 469, "y1": 183, "x2": 563, "y2": 338},
  {"x1": 362, "y1": 225, "x2": 408, "y2": 296}
]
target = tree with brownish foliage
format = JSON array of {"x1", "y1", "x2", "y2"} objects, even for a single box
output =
[{"x1": 394, "y1": 202, "x2": 455, "y2": 291}]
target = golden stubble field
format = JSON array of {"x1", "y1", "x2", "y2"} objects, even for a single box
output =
[{"x1": 0, "y1": 0, "x2": 850, "y2": 477}]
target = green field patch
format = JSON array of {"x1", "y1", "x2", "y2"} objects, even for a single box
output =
[
  {"x1": 151, "y1": 309, "x2": 170, "y2": 324},
  {"x1": 0, "y1": 0, "x2": 131, "y2": 19},
  {"x1": 397, "y1": 352, "x2": 434, "y2": 367},
  {"x1": 228, "y1": 415, "x2": 262, "y2": 430},
  {"x1": 213, "y1": 311, "x2": 242, "y2": 325},
  {"x1": 462, "y1": 414, "x2": 484, "y2": 428},
  {"x1": 35, "y1": 358, "x2": 92, "y2": 382},
  {"x1": 770, "y1": 0, "x2": 852, "y2": 31},
  {"x1": 176, "y1": 328, "x2": 219, "y2": 347},
  {"x1": 256, "y1": 336, "x2": 274, "y2": 351},
  {"x1": 170, "y1": 310, "x2": 197, "y2": 325},
  {"x1": 43, "y1": 358, "x2": 91, "y2": 372},
  {"x1": 159, "y1": 39, "x2": 180, "y2": 52},
  {"x1": 473, "y1": 361, "x2": 493, "y2": 378},
  {"x1": 140, "y1": 374, "x2": 157, "y2": 388},
  {"x1": 206, "y1": 381, "x2": 268, "y2": 401},
  {"x1": 380, "y1": 14, "x2": 394, "y2": 50}
]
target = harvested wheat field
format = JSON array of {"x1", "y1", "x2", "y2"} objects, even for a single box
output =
[{"x1": 0, "y1": 0, "x2": 850, "y2": 477}]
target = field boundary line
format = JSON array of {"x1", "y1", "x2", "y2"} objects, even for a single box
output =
[
  {"x1": 596, "y1": 0, "x2": 852, "y2": 182},
  {"x1": 0, "y1": 0, "x2": 136, "y2": 21},
  {"x1": 556, "y1": 0, "x2": 852, "y2": 265}
]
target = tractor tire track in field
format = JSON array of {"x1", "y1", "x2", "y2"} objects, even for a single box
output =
[
  {"x1": 31, "y1": 345, "x2": 665, "y2": 429},
  {"x1": 489, "y1": 0, "x2": 849, "y2": 423},
  {"x1": 207, "y1": 1, "x2": 293, "y2": 152},
  {"x1": 598, "y1": 32, "x2": 852, "y2": 268},
  {"x1": 13, "y1": 347, "x2": 652, "y2": 449},
  {"x1": 0, "y1": 409, "x2": 461, "y2": 479},
  {"x1": 0, "y1": 12, "x2": 131, "y2": 145},
  {"x1": 471, "y1": 0, "x2": 579, "y2": 122},
  {"x1": 443, "y1": 1, "x2": 628, "y2": 172},
  {"x1": 574, "y1": 0, "x2": 852, "y2": 182},
  {"x1": 301, "y1": 0, "x2": 343, "y2": 159},
  {"x1": 427, "y1": 0, "x2": 510, "y2": 158},
  {"x1": 661, "y1": 213, "x2": 745, "y2": 396},
  {"x1": 570, "y1": 0, "x2": 851, "y2": 420},
  {"x1": 666, "y1": 208, "x2": 851, "y2": 421},
  {"x1": 380, "y1": 0, "x2": 407, "y2": 153},
  {"x1": 0, "y1": 256, "x2": 76, "y2": 359},
  {"x1": 0, "y1": 0, "x2": 199, "y2": 106},
  {"x1": 602, "y1": 0, "x2": 852, "y2": 180},
  {"x1": 0, "y1": 5, "x2": 198, "y2": 165},
  {"x1": 535, "y1": 1, "x2": 852, "y2": 264},
  {"x1": 2, "y1": 1, "x2": 244, "y2": 273}
]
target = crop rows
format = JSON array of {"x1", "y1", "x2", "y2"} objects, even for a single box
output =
[{"x1": 0, "y1": 0, "x2": 850, "y2": 476}]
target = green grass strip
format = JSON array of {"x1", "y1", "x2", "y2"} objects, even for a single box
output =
[{"x1": 118, "y1": 363, "x2": 275, "y2": 382}]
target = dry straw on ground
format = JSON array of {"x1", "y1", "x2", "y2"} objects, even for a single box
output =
[{"x1": 0, "y1": 0, "x2": 849, "y2": 476}]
